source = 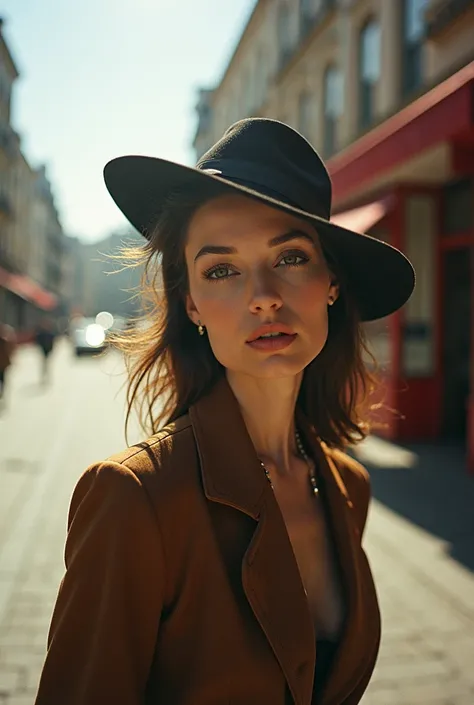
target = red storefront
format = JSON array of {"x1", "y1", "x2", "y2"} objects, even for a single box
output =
[
  {"x1": 0, "y1": 266, "x2": 58, "y2": 341},
  {"x1": 329, "y1": 61, "x2": 474, "y2": 473}
]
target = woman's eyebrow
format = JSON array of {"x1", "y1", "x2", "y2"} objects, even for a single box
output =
[
  {"x1": 194, "y1": 229, "x2": 315, "y2": 263},
  {"x1": 194, "y1": 244, "x2": 236, "y2": 262},
  {"x1": 268, "y1": 229, "x2": 315, "y2": 248}
]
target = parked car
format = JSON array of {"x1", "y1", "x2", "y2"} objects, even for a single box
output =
[{"x1": 70, "y1": 317, "x2": 107, "y2": 356}]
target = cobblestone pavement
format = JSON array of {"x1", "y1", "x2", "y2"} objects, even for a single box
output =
[
  {"x1": 357, "y1": 439, "x2": 474, "y2": 705},
  {"x1": 1, "y1": 342, "x2": 474, "y2": 704}
]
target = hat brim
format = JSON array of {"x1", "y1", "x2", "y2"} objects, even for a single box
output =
[{"x1": 104, "y1": 156, "x2": 415, "y2": 322}]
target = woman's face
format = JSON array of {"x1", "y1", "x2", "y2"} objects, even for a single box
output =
[{"x1": 185, "y1": 194, "x2": 339, "y2": 380}]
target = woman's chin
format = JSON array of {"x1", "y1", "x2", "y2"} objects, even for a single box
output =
[{"x1": 234, "y1": 355, "x2": 309, "y2": 380}]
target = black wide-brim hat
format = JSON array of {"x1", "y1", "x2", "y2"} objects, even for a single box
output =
[{"x1": 104, "y1": 118, "x2": 415, "y2": 322}]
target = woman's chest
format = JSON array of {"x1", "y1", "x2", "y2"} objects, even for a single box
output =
[{"x1": 272, "y1": 483, "x2": 346, "y2": 640}]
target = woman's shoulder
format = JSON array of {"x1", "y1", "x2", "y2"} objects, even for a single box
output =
[
  {"x1": 107, "y1": 412, "x2": 196, "y2": 475},
  {"x1": 72, "y1": 413, "x2": 199, "y2": 518}
]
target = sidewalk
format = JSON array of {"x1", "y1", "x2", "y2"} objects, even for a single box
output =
[
  {"x1": 356, "y1": 436, "x2": 474, "y2": 705},
  {"x1": 0, "y1": 342, "x2": 132, "y2": 705}
]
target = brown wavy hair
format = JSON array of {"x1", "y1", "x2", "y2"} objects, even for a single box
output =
[{"x1": 113, "y1": 184, "x2": 383, "y2": 448}]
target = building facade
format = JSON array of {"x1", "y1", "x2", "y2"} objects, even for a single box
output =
[
  {"x1": 72, "y1": 230, "x2": 144, "y2": 320},
  {"x1": 193, "y1": 0, "x2": 474, "y2": 471},
  {"x1": 0, "y1": 19, "x2": 65, "y2": 337}
]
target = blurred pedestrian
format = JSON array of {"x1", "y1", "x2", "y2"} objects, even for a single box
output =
[
  {"x1": 0, "y1": 322, "x2": 16, "y2": 406},
  {"x1": 34, "y1": 318, "x2": 56, "y2": 385},
  {"x1": 35, "y1": 119, "x2": 415, "y2": 704}
]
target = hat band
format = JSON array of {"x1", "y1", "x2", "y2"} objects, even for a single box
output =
[{"x1": 196, "y1": 158, "x2": 329, "y2": 220}]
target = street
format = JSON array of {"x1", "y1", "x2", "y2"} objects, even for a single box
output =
[{"x1": 1, "y1": 340, "x2": 474, "y2": 704}]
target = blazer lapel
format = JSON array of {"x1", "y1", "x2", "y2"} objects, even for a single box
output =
[
  {"x1": 190, "y1": 377, "x2": 316, "y2": 705},
  {"x1": 303, "y1": 425, "x2": 381, "y2": 705}
]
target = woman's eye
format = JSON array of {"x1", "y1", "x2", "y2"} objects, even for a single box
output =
[
  {"x1": 278, "y1": 252, "x2": 308, "y2": 267},
  {"x1": 204, "y1": 265, "x2": 235, "y2": 280}
]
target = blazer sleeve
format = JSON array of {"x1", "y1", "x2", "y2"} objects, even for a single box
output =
[{"x1": 35, "y1": 460, "x2": 165, "y2": 705}]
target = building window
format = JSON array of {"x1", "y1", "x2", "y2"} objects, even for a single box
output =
[
  {"x1": 443, "y1": 179, "x2": 473, "y2": 234},
  {"x1": 402, "y1": 0, "x2": 428, "y2": 95},
  {"x1": 254, "y1": 47, "x2": 266, "y2": 111},
  {"x1": 244, "y1": 67, "x2": 255, "y2": 116},
  {"x1": 277, "y1": 3, "x2": 292, "y2": 71},
  {"x1": 301, "y1": 0, "x2": 315, "y2": 13},
  {"x1": 297, "y1": 92, "x2": 315, "y2": 139},
  {"x1": 323, "y1": 65, "x2": 343, "y2": 157},
  {"x1": 300, "y1": 0, "x2": 319, "y2": 35},
  {"x1": 359, "y1": 19, "x2": 380, "y2": 130}
]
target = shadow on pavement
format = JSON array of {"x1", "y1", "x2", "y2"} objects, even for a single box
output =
[{"x1": 354, "y1": 439, "x2": 474, "y2": 573}]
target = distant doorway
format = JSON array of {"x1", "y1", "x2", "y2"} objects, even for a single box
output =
[{"x1": 441, "y1": 247, "x2": 472, "y2": 439}]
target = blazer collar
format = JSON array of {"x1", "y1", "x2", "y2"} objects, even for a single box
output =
[{"x1": 189, "y1": 375, "x2": 267, "y2": 519}]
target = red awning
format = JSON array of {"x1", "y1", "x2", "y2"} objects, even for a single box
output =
[
  {"x1": 0, "y1": 267, "x2": 58, "y2": 311},
  {"x1": 329, "y1": 61, "x2": 474, "y2": 203},
  {"x1": 331, "y1": 197, "x2": 391, "y2": 233}
]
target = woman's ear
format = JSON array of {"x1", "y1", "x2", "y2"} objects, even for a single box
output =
[
  {"x1": 329, "y1": 278, "x2": 340, "y2": 304},
  {"x1": 185, "y1": 293, "x2": 200, "y2": 326}
]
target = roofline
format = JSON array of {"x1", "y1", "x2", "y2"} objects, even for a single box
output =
[
  {"x1": 0, "y1": 21, "x2": 20, "y2": 79},
  {"x1": 210, "y1": 0, "x2": 261, "y2": 102}
]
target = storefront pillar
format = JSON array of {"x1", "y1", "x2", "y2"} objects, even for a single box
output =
[{"x1": 468, "y1": 245, "x2": 474, "y2": 474}]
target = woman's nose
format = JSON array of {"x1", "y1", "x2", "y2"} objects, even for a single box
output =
[{"x1": 248, "y1": 273, "x2": 283, "y2": 314}]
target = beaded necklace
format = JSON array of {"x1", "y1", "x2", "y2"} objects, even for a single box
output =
[{"x1": 259, "y1": 430, "x2": 319, "y2": 495}]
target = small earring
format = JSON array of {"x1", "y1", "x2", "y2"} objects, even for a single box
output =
[
  {"x1": 197, "y1": 320, "x2": 205, "y2": 336},
  {"x1": 328, "y1": 296, "x2": 335, "y2": 306}
]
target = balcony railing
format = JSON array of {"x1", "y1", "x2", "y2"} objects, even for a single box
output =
[
  {"x1": 300, "y1": 0, "x2": 337, "y2": 40},
  {"x1": 425, "y1": 0, "x2": 473, "y2": 37},
  {"x1": 278, "y1": 0, "x2": 338, "y2": 77}
]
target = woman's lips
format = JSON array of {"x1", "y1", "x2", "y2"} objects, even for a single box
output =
[{"x1": 246, "y1": 333, "x2": 297, "y2": 351}]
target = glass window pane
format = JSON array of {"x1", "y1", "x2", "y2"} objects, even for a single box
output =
[
  {"x1": 298, "y1": 92, "x2": 316, "y2": 137},
  {"x1": 361, "y1": 21, "x2": 381, "y2": 83},
  {"x1": 404, "y1": 0, "x2": 428, "y2": 43},
  {"x1": 443, "y1": 179, "x2": 473, "y2": 234},
  {"x1": 278, "y1": 4, "x2": 291, "y2": 50},
  {"x1": 324, "y1": 66, "x2": 343, "y2": 117}
]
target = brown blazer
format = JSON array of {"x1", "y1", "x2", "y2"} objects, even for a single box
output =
[{"x1": 35, "y1": 377, "x2": 381, "y2": 705}]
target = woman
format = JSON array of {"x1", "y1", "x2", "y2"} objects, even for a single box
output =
[{"x1": 35, "y1": 118, "x2": 414, "y2": 705}]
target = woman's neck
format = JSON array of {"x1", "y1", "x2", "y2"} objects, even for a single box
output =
[{"x1": 226, "y1": 370, "x2": 303, "y2": 475}]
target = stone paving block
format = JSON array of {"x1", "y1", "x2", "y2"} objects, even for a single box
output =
[
  {"x1": 361, "y1": 684, "x2": 402, "y2": 704},
  {"x1": 449, "y1": 695, "x2": 474, "y2": 705},
  {"x1": 21, "y1": 664, "x2": 42, "y2": 695},
  {"x1": 0, "y1": 629, "x2": 36, "y2": 650},
  {"x1": 7, "y1": 691, "x2": 38, "y2": 705},
  {"x1": 376, "y1": 636, "x2": 429, "y2": 663},
  {"x1": 0, "y1": 649, "x2": 44, "y2": 699},
  {"x1": 0, "y1": 665, "x2": 22, "y2": 694},
  {"x1": 400, "y1": 677, "x2": 473, "y2": 704},
  {"x1": 0, "y1": 647, "x2": 44, "y2": 671}
]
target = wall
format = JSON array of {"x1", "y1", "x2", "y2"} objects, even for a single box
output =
[{"x1": 425, "y1": 5, "x2": 474, "y2": 83}]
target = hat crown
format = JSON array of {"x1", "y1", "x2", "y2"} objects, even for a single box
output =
[{"x1": 196, "y1": 118, "x2": 332, "y2": 219}]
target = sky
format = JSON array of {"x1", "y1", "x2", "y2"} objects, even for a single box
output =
[{"x1": 1, "y1": 0, "x2": 256, "y2": 242}]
